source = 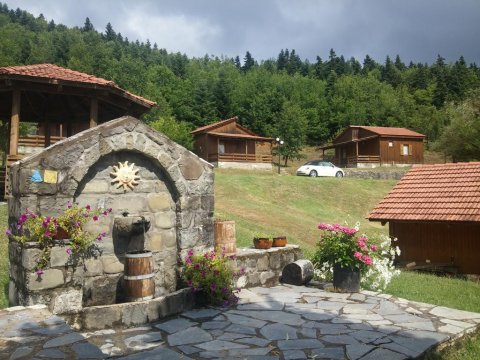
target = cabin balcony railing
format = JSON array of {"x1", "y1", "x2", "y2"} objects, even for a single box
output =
[
  {"x1": 346, "y1": 155, "x2": 381, "y2": 167},
  {"x1": 208, "y1": 153, "x2": 273, "y2": 163},
  {"x1": 18, "y1": 135, "x2": 66, "y2": 148}
]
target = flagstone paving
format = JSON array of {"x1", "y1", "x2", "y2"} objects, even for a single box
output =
[{"x1": 1, "y1": 284, "x2": 480, "y2": 359}]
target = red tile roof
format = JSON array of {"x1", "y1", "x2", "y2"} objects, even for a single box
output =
[
  {"x1": 0, "y1": 64, "x2": 156, "y2": 107},
  {"x1": 355, "y1": 126, "x2": 425, "y2": 138},
  {"x1": 368, "y1": 162, "x2": 480, "y2": 222}
]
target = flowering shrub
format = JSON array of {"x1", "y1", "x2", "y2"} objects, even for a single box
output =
[
  {"x1": 312, "y1": 222, "x2": 401, "y2": 290},
  {"x1": 182, "y1": 248, "x2": 245, "y2": 307},
  {"x1": 6, "y1": 203, "x2": 111, "y2": 272}
]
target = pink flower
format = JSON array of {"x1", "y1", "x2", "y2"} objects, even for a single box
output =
[
  {"x1": 5, "y1": 229, "x2": 12, "y2": 237},
  {"x1": 92, "y1": 215, "x2": 99, "y2": 222},
  {"x1": 66, "y1": 248, "x2": 72, "y2": 255},
  {"x1": 187, "y1": 249, "x2": 194, "y2": 257},
  {"x1": 35, "y1": 269, "x2": 44, "y2": 276},
  {"x1": 370, "y1": 244, "x2": 378, "y2": 251},
  {"x1": 354, "y1": 251, "x2": 362, "y2": 259},
  {"x1": 361, "y1": 254, "x2": 373, "y2": 266},
  {"x1": 67, "y1": 202, "x2": 72, "y2": 209},
  {"x1": 185, "y1": 257, "x2": 192, "y2": 265},
  {"x1": 85, "y1": 205, "x2": 91, "y2": 211}
]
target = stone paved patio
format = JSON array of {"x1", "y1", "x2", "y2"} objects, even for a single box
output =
[{"x1": 1, "y1": 284, "x2": 480, "y2": 359}]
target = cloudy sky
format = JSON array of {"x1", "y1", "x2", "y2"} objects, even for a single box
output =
[{"x1": 4, "y1": 0, "x2": 480, "y2": 64}]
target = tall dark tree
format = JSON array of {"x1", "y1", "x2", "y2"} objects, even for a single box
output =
[
  {"x1": 242, "y1": 51, "x2": 255, "y2": 72},
  {"x1": 277, "y1": 49, "x2": 287, "y2": 71},
  {"x1": 432, "y1": 55, "x2": 449, "y2": 108},
  {"x1": 82, "y1": 17, "x2": 94, "y2": 32},
  {"x1": 234, "y1": 55, "x2": 241, "y2": 70},
  {"x1": 362, "y1": 55, "x2": 377, "y2": 74},
  {"x1": 104, "y1": 22, "x2": 116, "y2": 41}
]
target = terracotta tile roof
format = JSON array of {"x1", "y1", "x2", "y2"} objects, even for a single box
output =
[
  {"x1": 368, "y1": 162, "x2": 480, "y2": 222},
  {"x1": 0, "y1": 64, "x2": 155, "y2": 107},
  {"x1": 191, "y1": 117, "x2": 238, "y2": 134},
  {"x1": 356, "y1": 126, "x2": 425, "y2": 138}
]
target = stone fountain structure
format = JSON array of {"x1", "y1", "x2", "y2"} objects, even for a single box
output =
[{"x1": 8, "y1": 116, "x2": 214, "y2": 319}]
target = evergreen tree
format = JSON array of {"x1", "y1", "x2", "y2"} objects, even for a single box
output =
[
  {"x1": 104, "y1": 22, "x2": 116, "y2": 41},
  {"x1": 277, "y1": 49, "x2": 287, "y2": 71},
  {"x1": 82, "y1": 17, "x2": 94, "y2": 32},
  {"x1": 242, "y1": 51, "x2": 255, "y2": 72},
  {"x1": 362, "y1": 55, "x2": 377, "y2": 74},
  {"x1": 234, "y1": 55, "x2": 241, "y2": 70}
]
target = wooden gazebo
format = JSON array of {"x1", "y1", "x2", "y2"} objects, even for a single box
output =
[{"x1": 0, "y1": 64, "x2": 156, "y2": 197}]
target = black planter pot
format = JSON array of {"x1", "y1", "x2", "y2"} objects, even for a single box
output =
[
  {"x1": 194, "y1": 290, "x2": 210, "y2": 307},
  {"x1": 333, "y1": 265, "x2": 360, "y2": 292}
]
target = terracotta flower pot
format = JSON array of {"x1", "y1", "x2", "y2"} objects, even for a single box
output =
[
  {"x1": 272, "y1": 236, "x2": 287, "y2": 247},
  {"x1": 54, "y1": 227, "x2": 69, "y2": 240},
  {"x1": 253, "y1": 237, "x2": 273, "y2": 249}
]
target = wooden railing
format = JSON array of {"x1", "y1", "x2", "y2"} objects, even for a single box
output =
[
  {"x1": 208, "y1": 153, "x2": 273, "y2": 163},
  {"x1": 346, "y1": 155, "x2": 381, "y2": 167},
  {"x1": 18, "y1": 135, "x2": 66, "y2": 148}
]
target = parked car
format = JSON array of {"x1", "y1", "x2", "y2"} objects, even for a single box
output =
[{"x1": 296, "y1": 160, "x2": 345, "y2": 178}]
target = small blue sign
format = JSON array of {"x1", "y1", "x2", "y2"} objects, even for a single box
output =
[{"x1": 31, "y1": 170, "x2": 43, "y2": 183}]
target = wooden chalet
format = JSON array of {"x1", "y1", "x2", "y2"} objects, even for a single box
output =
[
  {"x1": 320, "y1": 126, "x2": 425, "y2": 167},
  {"x1": 192, "y1": 117, "x2": 273, "y2": 168},
  {"x1": 369, "y1": 162, "x2": 480, "y2": 274},
  {"x1": 0, "y1": 63, "x2": 156, "y2": 197}
]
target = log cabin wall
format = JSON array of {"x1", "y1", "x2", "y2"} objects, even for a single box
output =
[
  {"x1": 389, "y1": 221, "x2": 480, "y2": 274},
  {"x1": 379, "y1": 138, "x2": 424, "y2": 165}
]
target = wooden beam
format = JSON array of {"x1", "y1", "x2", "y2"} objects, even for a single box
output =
[
  {"x1": 89, "y1": 97, "x2": 98, "y2": 128},
  {"x1": 9, "y1": 89, "x2": 20, "y2": 156}
]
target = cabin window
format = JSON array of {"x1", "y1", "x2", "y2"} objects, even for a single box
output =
[
  {"x1": 401, "y1": 144, "x2": 412, "y2": 156},
  {"x1": 218, "y1": 142, "x2": 225, "y2": 154}
]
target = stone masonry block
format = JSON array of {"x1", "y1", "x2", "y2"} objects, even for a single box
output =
[
  {"x1": 27, "y1": 269, "x2": 64, "y2": 291},
  {"x1": 154, "y1": 211, "x2": 175, "y2": 229},
  {"x1": 101, "y1": 255, "x2": 124, "y2": 274},
  {"x1": 269, "y1": 252, "x2": 282, "y2": 270},
  {"x1": 82, "y1": 180, "x2": 110, "y2": 194},
  {"x1": 147, "y1": 193, "x2": 173, "y2": 212},
  {"x1": 257, "y1": 255, "x2": 269, "y2": 271},
  {"x1": 21, "y1": 248, "x2": 42, "y2": 271},
  {"x1": 82, "y1": 305, "x2": 122, "y2": 330},
  {"x1": 84, "y1": 258, "x2": 103, "y2": 276},
  {"x1": 179, "y1": 154, "x2": 204, "y2": 180},
  {"x1": 50, "y1": 246, "x2": 70, "y2": 267},
  {"x1": 51, "y1": 288, "x2": 83, "y2": 314}
]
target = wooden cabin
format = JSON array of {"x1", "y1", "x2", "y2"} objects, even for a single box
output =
[
  {"x1": 0, "y1": 64, "x2": 156, "y2": 197},
  {"x1": 369, "y1": 162, "x2": 480, "y2": 274},
  {"x1": 192, "y1": 117, "x2": 273, "y2": 169},
  {"x1": 320, "y1": 126, "x2": 425, "y2": 167}
]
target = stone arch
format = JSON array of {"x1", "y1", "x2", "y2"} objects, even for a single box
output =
[{"x1": 9, "y1": 116, "x2": 214, "y2": 306}]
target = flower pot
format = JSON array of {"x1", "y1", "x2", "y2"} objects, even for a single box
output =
[
  {"x1": 272, "y1": 236, "x2": 287, "y2": 247},
  {"x1": 253, "y1": 237, "x2": 273, "y2": 249},
  {"x1": 333, "y1": 265, "x2": 360, "y2": 292},
  {"x1": 194, "y1": 290, "x2": 210, "y2": 307},
  {"x1": 54, "y1": 227, "x2": 69, "y2": 240}
]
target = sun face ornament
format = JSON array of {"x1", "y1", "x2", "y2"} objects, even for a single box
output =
[{"x1": 110, "y1": 161, "x2": 140, "y2": 191}]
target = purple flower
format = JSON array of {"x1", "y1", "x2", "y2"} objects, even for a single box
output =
[
  {"x1": 44, "y1": 230, "x2": 52, "y2": 238},
  {"x1": 187, "y1": 249, "x2": 194, "y2": 257},
  {"x1": 85, "y1": 205, "x2": 91, "y2": 211},
  {"x1": 35, "y1": 269, "x2": 44, "y2": 276},
  {"x1": 67, "y1": 202, "x2": 72, "y2": 209},
  {"x1": 42, "y1": 217, "x2": 51, "y2": 228},
  {"x1": 210, "y1": 283, "x2": 217, "y2": 291},
  {"x1": 66, "y1": 248, "x2": 72, "y2": 255},
  {"x1": 92, "y1": 215, "x2": 99, "y2": 222},
  {"x1": 108, "y1": 208, "x2": 112, "y2": 213},
  {"x1": 101, "y1": 231, "x2": 107, "y2": 237},
  {"x1": 5, "y1": 229, "x2": 12, "y2": 237},
  {"x1": 185, "y1": 257, "x2": 192, "y2": 265}
]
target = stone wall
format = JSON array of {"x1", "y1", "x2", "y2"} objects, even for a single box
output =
[
  {"x1": 8, "y1": 116, "x2": 215, "y2": 313},
  {"x1": 235, "y1": 245, "x2": 303, "y2": 288},
  {"x1": 344, "y1": 169, "x2": 407, "y2": 180}
]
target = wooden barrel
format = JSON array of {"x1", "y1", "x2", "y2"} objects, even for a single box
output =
[
  {"x1": 124, "y1": 250, "x2": 155, "y2": 302},
  {"x1": 214, "y1": 220, "x2": 236, "y2": 256}
]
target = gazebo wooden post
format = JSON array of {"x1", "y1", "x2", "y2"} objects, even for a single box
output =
[
  {"x1": 9, "y1": 89, "x2": 21, "y2": 156},
  {"x1": 89, "y1": 97, "x2": 98, "y2": 128}
]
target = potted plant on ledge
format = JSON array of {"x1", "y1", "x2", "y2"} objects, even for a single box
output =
[
  {"x1": 253, "y1": 233, "x2": 273, "y2": 249},
  {"x1": 312, "y1": 223, "x2": 381, "y2": 292}
]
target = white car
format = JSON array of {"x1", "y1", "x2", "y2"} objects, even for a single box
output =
[{"x1": 296, "y1": 160, "x2": 345, "y2": 178}]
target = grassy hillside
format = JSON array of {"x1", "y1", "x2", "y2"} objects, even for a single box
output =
[{"x1": 214, "y1": 169, "x2": 396, "y2": 256}]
